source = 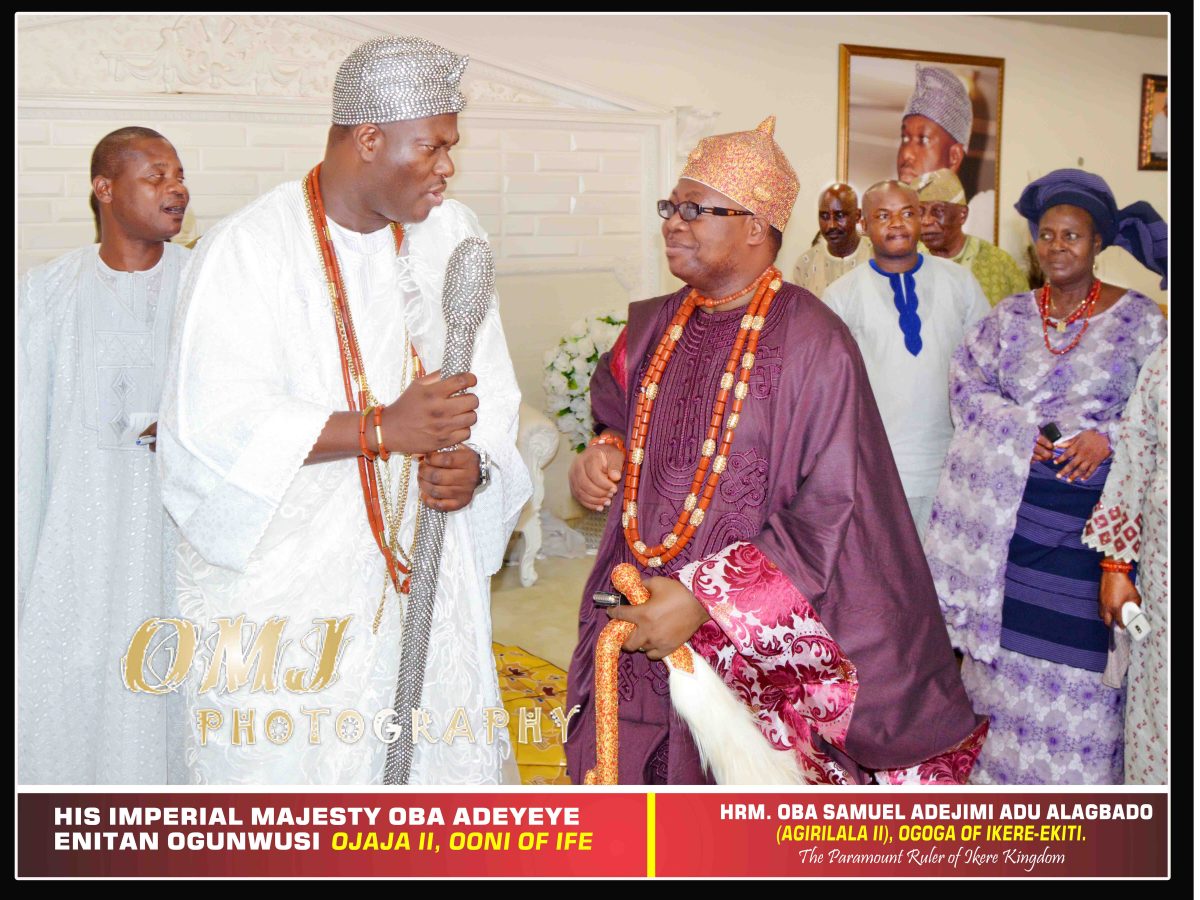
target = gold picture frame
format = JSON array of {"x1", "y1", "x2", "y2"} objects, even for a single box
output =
[
  {"x1": 838, "y1": 44, "x2": 1005, "y2": 244},
  {"x1": 1138, "y1": 74, "x2": 1167, "y2": 171}
]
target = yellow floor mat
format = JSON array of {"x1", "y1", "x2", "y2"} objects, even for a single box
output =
[{"x1": 493, "y1": 643, "x2": 572, "y2": 785}]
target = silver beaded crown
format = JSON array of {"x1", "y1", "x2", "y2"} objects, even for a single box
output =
[
  {"x1": 903, "y1": 64, "x2": 972, "y2": 147},
  {"x1": 332, "y1": 35, "x2": 469, "y2": 125}
]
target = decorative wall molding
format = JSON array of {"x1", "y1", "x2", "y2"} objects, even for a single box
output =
[
  {"x1": 107, "y1": 17, "x2": 350, "y2": 96},
  {"x1": 20, "y1": 16, "x2": 361, "y2": 97},
  {"x1": 465, "y1": 58, "x2": 645, "y2": 113},
  {"x1": 17, "y1": 92, "x2": 673, "y2": 128},
  {"x1": 18, "y1": 93, "x2": 334, "y2": 123},
  {"x1": 17, "y1": 14, "x2": 677, "y2": 298},
  {"x1": 674, "y1": 106, "x2": 722, "y2": 172},
  {"x1": 340, "y1": 14, "x2": 669, "y2": 114},
  {"x1": 465, "y1": 80, "x2": 554, "y2": 107},
  {"x1": 18, "y1": 14, "x2": 666, "y2": 114}
]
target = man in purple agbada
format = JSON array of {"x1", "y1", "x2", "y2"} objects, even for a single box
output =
[{"x1": 564, "y1": 116, "x2": 986, "y2": 785}]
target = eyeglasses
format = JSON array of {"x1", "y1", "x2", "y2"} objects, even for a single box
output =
[{"x1": 657, "y1": 199, "x2": 754, "y2": 222}]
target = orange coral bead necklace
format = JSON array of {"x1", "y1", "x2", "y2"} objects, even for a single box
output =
[
  {"x1": 302, "y1": 164, "x2": 423, "y2": 597},
  {"x1": 622, "y1": 266, "x2": 781, "y2": 568}
]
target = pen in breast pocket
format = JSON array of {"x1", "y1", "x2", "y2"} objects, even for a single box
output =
[{"x1": 136, "y1": 435, "x2": 156, "y2": 446}]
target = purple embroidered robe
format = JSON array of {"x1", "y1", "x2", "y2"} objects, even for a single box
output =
[{"x1": 564, "y1": 283, "x2": 983, "y2": 784}]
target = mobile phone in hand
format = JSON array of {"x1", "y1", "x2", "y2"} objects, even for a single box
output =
[
  {"x1": 1121, "y1": 601, "x2": 1152, "y2": 642},
  {"x1": 593, "y1": 591, "x2": 630, "y2": 609}
]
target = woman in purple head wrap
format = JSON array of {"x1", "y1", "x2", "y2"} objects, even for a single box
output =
[{"x1": 922, "y1": 169, "x2": 1166, "y2": 784}]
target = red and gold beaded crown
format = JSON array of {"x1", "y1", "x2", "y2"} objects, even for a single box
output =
[{"x1": 679, "y1": 115, "x2": 799, "y2": 233}]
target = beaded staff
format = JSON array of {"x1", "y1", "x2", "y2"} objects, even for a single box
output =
[
  {"x1": 383, "y1": 237, "x2": 495, "y2": 786},
  {"x1": 585, "y1": 565, "x2": 693, "y2": 784},
  {"x1": 586, "y1": 564, "x2": 808, "y2": 785}
]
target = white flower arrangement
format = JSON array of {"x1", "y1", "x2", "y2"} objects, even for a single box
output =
[{"x1": 543, "y1": 310, "x2": 627, "y2": 452}]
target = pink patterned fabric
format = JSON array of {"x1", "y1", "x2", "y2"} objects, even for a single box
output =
[
  {"x1": 876, "y1": 718, "x2": 989, "y2": 784},
  {"x1": 677, "y1": 541, "x2": 859, "y2": 784},
  {"x1": 1082, "y1": 504, "x2": 1141, "y2": 563},
  {"x1": 678, "y1": 540, "x2": 986, "y2": 785}
]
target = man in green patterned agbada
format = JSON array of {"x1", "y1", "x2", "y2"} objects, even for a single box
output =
[{"x1": 912, "y1": 168, "x2": 1029, "y2": 305}]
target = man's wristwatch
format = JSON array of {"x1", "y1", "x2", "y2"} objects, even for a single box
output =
[{"x1": 465, "y1": 443, "x2": 492, "y2": 490}]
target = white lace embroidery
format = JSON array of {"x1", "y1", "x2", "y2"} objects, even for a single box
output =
[
  {"x1": 18, "y1": 243, "x2": 190, "y2": 784},
  {"x1": 160, "y1": 185, "x2": 529, "y2": 785}
]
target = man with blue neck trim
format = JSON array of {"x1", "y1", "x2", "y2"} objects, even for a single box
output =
[{"x1": 824, "y1": 180, "x2": 989, "y2": 539}]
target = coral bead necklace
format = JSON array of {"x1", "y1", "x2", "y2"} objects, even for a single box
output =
[
  {"x1": 303, "y1": 164, "x2": 422, "y2": 604},
  {"x1": 622, "y1": 266, "x2": 781, "y2": 568},
  {"x1": 1038, "y1": 278, "x2": 1101, "y2": 355}
]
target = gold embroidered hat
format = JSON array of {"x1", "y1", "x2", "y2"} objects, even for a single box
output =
[
  {"x1": 679, "y1": 116, "x2": 799, "y2": 232},
  {"x1": 911, "y1": 168, "x2": 967, "y2": 205}
]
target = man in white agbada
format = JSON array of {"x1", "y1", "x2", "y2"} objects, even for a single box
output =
[
  {"x1": 791, "y1": 182, "x2": 873, "y2": 298},
  {"x1": 158, "y1": 36, "x2": 530, "y2": 785},
  {"x1": 824, "y1": 181, "x2": 989, "y2": 539},
  {"x1": 18, "y1": 126, "x2": 190, "y2": 784}
]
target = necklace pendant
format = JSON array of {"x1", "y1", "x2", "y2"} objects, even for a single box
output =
[{"x1": 1056, "y1": 320, "x2": 1067, "y2": 333}]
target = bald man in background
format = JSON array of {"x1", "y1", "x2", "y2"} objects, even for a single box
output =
[
  {"x1": 823, "y1": 180, "x2": 989, "y2": 540},
  {"x1": 792, "y1": 182, "x2": 873, "y2": 298}
]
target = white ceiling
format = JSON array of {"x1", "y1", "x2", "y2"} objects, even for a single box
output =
[
  {"x1": 18, "y1": 13, "x2": 1171, "y2": 40},
  {"x1": 992, "y1": 15, "x2": 1168, "y2": 39}
]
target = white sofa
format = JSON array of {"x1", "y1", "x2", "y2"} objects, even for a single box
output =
[{"x1": 513, "y1": 401, "x2": 560, "y2": 586}]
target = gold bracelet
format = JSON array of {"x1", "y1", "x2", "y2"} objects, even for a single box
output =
[{"x1": 374, "y1": 405, "x2": 389, "y2": 461}]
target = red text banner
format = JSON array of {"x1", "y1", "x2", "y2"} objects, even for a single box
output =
[
  {"x1": 654, "y1": 792, "x2": 1167, "y2": 877},
  {"x1": 18, "y1": 792, "x2": 646, "y2": 878}
]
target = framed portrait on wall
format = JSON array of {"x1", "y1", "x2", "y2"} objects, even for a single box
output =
[
  {"x1": 838, "y1": 44, "x2": 1005, "y2": 245},
  {"x1": 1138, "y1": 73, "x2": 1167, "y2": 171}
]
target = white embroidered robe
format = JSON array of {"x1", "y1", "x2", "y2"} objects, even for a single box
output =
[
  {"x1": 158, "y1": 185, "x2": 530, "y2": 785},
  {"x1": 19, "y1": 243, "x2": 190, "y2": 784}
]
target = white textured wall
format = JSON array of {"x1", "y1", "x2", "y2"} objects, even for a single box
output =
[
  {"x1": 377, "y1": 13, "x2": 1168, "y2": 306},
  {"x1": 17, "y1": 13, "x2": 1170, "y2": 518},
  {"x1": 18, "y1": 117, "x2": 332, "y2": 261},
  {"x1": 355, "y1": 12, "x2": 1174, "y2": 518},
  {"x1": 16, "y1": 11, "x2": 1172, "y2": 281}
]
